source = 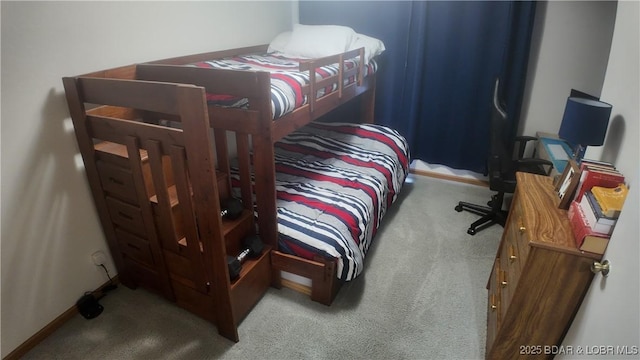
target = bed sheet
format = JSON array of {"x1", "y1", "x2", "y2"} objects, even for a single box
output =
[
  {"x1": 231, "y1": 122, "x2": 409, "y2": 281},
  {"x1": 190, "y1": 53, "x2": 377, "y2": 120}
]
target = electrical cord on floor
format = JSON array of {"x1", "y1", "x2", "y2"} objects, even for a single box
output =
[{"x1": 99, "y1": 264, "x2": 118, "y2": 293}]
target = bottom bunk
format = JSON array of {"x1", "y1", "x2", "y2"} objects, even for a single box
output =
[{"x1": 231, "y1": 122, "x2": 410, "y2": 304}]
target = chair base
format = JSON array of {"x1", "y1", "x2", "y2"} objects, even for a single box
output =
[{"x1": 455, "y1": 193, "x2": 507, "y2": 235}]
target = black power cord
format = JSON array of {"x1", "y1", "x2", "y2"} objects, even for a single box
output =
[{"x1": 99, "y1": 264, "x2": 118, "y2": 292}]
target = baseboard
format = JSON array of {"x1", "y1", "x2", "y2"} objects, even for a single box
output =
[
  {"x1": 3, "y1": 277, "x2": 120, "y2": 360},
  {"x1": 410, "y1": 168, "x2": 489, "y2": 187}
]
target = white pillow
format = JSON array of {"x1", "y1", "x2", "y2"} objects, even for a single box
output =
[
  {"x1": 283, "y1": 24, "x2": 356, "y2": 58},
  {"x1": 268, "y1": 31, "x2": 291, "y2": 53},
  {"x1": 348, "y1": 33, "x2": 386, "y2": 64}
]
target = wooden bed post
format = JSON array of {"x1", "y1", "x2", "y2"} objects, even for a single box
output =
[
  {"x1": 360, "y1": 74, "x2": 376, "y2": 124},
  {"x1": 251, "y1": 132, "x2": 277, "y2": 248},
  {"x1": 249, "y1": 72, "x2": 281, "y2": 287},
  {"x1": 246, "y1": 72, "x2": 278, "y2": 248},
  {"x1": 176, "y1": 86, "x2": 238, "y2": 341}
]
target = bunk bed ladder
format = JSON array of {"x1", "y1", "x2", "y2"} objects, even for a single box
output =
[{"x1": 63, "y1": 77, "x2": 239, "y2": 342}]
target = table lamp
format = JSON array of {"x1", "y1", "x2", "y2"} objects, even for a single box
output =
[{"x1": 558, "y1": 97, "x2": 612, "y2": 163}]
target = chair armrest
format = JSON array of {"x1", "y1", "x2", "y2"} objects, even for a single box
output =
[
  {"x1": 514, "y1": 136, "x2": 540, "y2": 158},
  {"x1": 515, "y1": 158, "x2": 554, "y2": 176},
  {"x1": 515, "y1": 135, "x2": 538, "y2": 143},
  {"x1": 516, "y1": 158, "x2": 552, "y2": 166}
]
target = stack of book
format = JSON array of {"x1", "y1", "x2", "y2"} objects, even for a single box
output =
[
  {"x1": 567, "y1": 159, "x2": 628, "y2": 254},
  {"x1": 574, "y1": 159, "x2": 625, "y2": 202}
]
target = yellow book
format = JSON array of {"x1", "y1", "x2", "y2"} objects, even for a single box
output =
[{"x1": 592, "y1": 183, "x2": 629, "y2": 217}]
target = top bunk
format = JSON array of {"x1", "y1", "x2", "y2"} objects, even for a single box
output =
[{"x1": 79, "y1": 25, "x2": 385, "y2": 142}]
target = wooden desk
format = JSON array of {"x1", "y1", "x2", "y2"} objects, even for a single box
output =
[{"x1": 485, "y1": 172, "x2": 601, "y2": 359}]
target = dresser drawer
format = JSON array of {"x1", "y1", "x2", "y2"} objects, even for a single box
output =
[
  {"x1": 509, "y1": 201, "x2": 531, "y2": 263},
  {"x1": 106, "y1": 196, "x2": 147, "y2": 236},
  {"x1": 508, "y1": 222, "x2": 527, "y2": 273},
  {"x1": 115, "y1": 228, "x2": 154, "y2": 266},
  {"x1": 486, "y1": 173, "x2": 600, "y2": 360},
  {"x1": 486, "y1": 260, "x2": 501, "y2": 352},
  {"x1": 97, "y1": 160, "x2": 138, "y2": 203},
  {"x1": 498, "y1": 232, "x2": 522, "y2": 310}
]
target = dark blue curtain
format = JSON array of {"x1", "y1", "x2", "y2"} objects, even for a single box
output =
[{"x1": 300, "y1": 1, "x2": 536, "y2": 174}]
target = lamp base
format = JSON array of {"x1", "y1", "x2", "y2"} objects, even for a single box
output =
[{"x1": 571, "y1": 144, "x2": 586, "y2": 164}]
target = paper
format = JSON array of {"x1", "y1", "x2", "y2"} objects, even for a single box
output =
[{"x1": 548, "y1": 143, "x2": 569, "y2": 161}]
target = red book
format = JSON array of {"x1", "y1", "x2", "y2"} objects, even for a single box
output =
[
  {"x1": 574, "y1": 163, "x2": 624, "y2": 202},
  {"x1": 568, "y1": 201, "x2": 610, "y2": 254}
]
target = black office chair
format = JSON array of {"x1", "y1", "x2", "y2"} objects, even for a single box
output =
[{"x1": 455, "y1": 78, "x2": 552, "y2": 235}]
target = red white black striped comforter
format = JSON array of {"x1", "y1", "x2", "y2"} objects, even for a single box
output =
[
  {"x1": 232, "y1": 122, "x2": 409, "y2": 281},
  {"x1": 190, "y1": 53, "x2": 376, "y2": 120}
]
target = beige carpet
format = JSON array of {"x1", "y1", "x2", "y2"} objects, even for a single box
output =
[{"x1": 24, "y1": 174, "x2": 503, "y2": 360}]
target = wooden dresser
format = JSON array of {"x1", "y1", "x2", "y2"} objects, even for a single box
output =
[{"x1": 485, "y1": 172, "x2": 602, "y2": 359}]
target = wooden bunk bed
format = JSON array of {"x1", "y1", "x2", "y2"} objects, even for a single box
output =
[
  {"x1": 63, "y1": 43, "x2": 409, "y2": 342},
  {"x1": 135, "y1": 44, "x2": 382, "y2": 305}
]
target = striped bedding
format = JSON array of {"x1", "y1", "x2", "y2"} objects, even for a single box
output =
[
  {"x1": 231, "y1": 122, "x2": 410, "y2": 281},
  {"x1": 190, "y1": 53, "x2": 377, "y2": 120}
]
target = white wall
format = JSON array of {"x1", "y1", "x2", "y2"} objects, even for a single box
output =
[
  {"x1": 0, "y1": 2, "x2": 293, "y2": 356},
  {"x1": 521, "y1": 0, "x2": 640, "y2": 354},
  {"x1": 586, "y1": 1, "x2": 639, "y2": 177},
  {"x1": 520, "y1": 1, "x2": 617, "y2": 137},
  {"x1": 560, "y1": 0, "x2": 640, "y2": 353}
]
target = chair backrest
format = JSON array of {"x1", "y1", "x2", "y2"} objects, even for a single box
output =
[{"x1": 487, "y1": 78, "x2": 515, "y2": 191}]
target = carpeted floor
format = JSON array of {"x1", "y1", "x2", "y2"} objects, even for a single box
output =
[{"x1": 23, "y1": 174, "x2": 503, "y2": 360}]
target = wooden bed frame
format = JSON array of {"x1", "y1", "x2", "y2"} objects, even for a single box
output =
[
  {"x1": 138, "y1": 44, "x2": 376, "y2": 305},
  {"x1": 63, "y1": 44, "x2": 377, "y2": 341}
]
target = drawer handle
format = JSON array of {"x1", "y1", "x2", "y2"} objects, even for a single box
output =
[
  {"x1": 509, "y1": 246, "x2": 517, "y2": 263},
  {"x1": 517, "y1": 217, "x2": 526, "y2": 233},
  {"x1": 490, "y1": 294, "x2": 498, "y2": 311},
  {"x1": 499, "y1": 270, "x2": 508, "y2": 287}
]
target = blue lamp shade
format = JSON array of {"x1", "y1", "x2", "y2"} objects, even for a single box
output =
[{"x1": 558, "y1": 97, "x2": 612, "y2": 159}]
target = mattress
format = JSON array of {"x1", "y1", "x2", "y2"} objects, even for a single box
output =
[
  {"x1": 231, "y1": 122, "x2": 409, "y2": 281},
  {"x1": 190, "y1": 53, "x2": 377, "y2": 120}
]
